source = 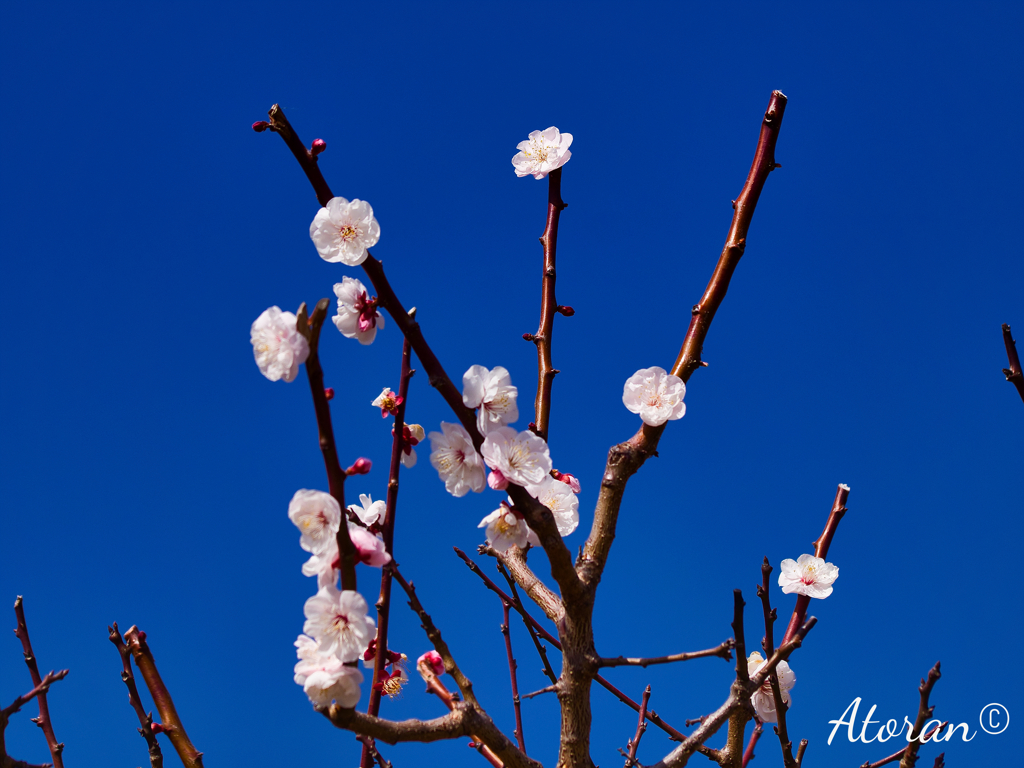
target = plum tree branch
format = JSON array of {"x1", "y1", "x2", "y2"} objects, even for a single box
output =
[
  {"x1": 108, "y1": 623, "x2": 163, "y2": 768},
  {"x1": 598, "y1": 640, "x2": 734, "y2": 668},
  {"x1": 13, "y1": 597, "x2": 64, "y2": 768},
  {"x1": 1002, "y1": 323, "x2": 1024, "y2": 403}
]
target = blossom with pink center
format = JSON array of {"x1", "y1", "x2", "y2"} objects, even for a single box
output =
[
  {"x1": 479, "y1": 502, "x2": 530, "y2": 553},
  {"x1": 372, "y1": 387, "x2": 403, "y2": 418},
  {"x1": 417, "y1": 650, "x2": 445, "y2": 678},
  {"x1": 480, "y1": 427, "x2": 552, "y2": 488},
  {"x1": 348, "y1": 523, "x2": 391, "y2": 567},
  {"x1": 428, "y1": 422, "x2": 486, "y2": 497},
  {"x1": 288, "y1": 489, "x2": 341, "y2": 555},
  {"x1": 303, "y1": 585, "x2": 375, "y2": 662},
  {"x1": 310, "y1": 197, "x2": 380, "y2": 266},
  {"x1": 525, "y1": 476, "x2": 579, "y2": 536},
  {"x1": 333, "y1": 276, "x2": 384, "y2": 345},
  {"x1": 552, "y1": 470, "x2": 581, "y2": 493},
  {"x1": 622, "y1": 366, "x2": 687, "y2": 426},
  {"x1": 251, "y1": 306, "x2": 309, "y2": 383},
  {"x1": 348, "y1": 494, "x2": 386, "y2": 527},
  {"x1": 373, "y1": 664, "x2": 409, "y2": 699},
  {"x1": 747, "y1": 652, "x2": 796, "y2": 723},
  {"x1": 512, "y1": 127, "x2": 573, "y2": 179},
  {"x1": 294, "y1": 636, "x2": 363, "y2": 707},
  {"x1": 463, "y1": 365, "x2": 519, "y2": 435},
  {"x1": 778, "y1": 554, "x2": 839, "y2": 599},
  {"x1": 396, "y1": 423, "x2": 424, "y2": 468}
]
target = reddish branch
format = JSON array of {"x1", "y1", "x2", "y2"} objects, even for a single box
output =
[
  {"x1": 497, "y1": 562, "x2": 559, "y2": 685},
  {"x1": 296, "y1": 299, "x2": 358, "y2": 591},
  {"x1": 753, "y1": 559, "x2": 797, "y2": 768},
  {"x1": 1, "y1": 669, "x2": 68, "y2": 768},
  {"x1": 361, "y1": 332, "x2": 415, "y2": 768},
  {"x1": 108, "y1": 623, "x2": 163, "y2": 768},
  {"x1": 598, "y1": 640, "x2": 733, "y2": 668},
  {"x1": 418, "y1": 668, "x2": 502, "y2": 768},
  {"x1": 860, "y1": 723, "x2": 947, "y2": 768},
  {"x1": 899, "y1": 662, "x2": 942, "y2": 768},
  {"x1": 123, "y1": 627, "x2": 204, "y2": 768},
  {"x1": 739, "y1": 723, "x2": 761, "y2": 768},
  {"x1": 1002, "y1": 323, "x2": 1024, "y2": 403},
  {"x1": 529, "y1": 167, "x2": 568, "y2": 441},
  {"x1": 12, "y1": 597, "x2": 64, "y2": 768},
  {"x1": 622, "y1": 685, "x2": 651, "y2": 768},
  {"x1": 501, "y1": 601, "x2": 527, "y2": 753}
]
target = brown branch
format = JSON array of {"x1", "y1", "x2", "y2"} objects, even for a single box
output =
[
  {"x1": 361, "y1": 331, "x2": 415, "y2": 768},
  {"x1": 497, "y1": 563, "x2": 559, "y2": 685},
  {"x1": 123, "y1": 626, "x2": 204, "y2": 768},
  {"x1": 899, "y1": 663, "x2": 941, "y2": 768},
  {"x1": 419, "y1": 668, "x2": 502, "y2": 768},
  {"x1": 12, "y1": 597, "x2": 64, "y2": 768},
  {"x1": 794, "y1": 739, "x2": 807, "y2": 767},
  {"x1": 297, "y1": 299, "x2": 358, "y2": 591},
  {"x1": 108, "y1": 623, "x2": 163, "y2": 768},
  {"x1": 859, "y1": 722, "x2": 947, "y2": 768},
  {"x1": 623, "y1": 685, "x2": 651, "y2": 768},
  {"x1": 355, "y1": 735, "x2": 393, "y2": 768},
  {"x1": 530, "y1": 167, "x2": 567, "y2": 441},
  {"x1": 495, "y1": 545, "x2": 564, "y2": 623},
  {"x1": 598, "y1": 640, "x2": 734, "y2": 668},
  {"x1": 755, "y1": 559, "x2": 797, "y2": 768},
  {"x1": 739, "y1": 723, "x2": 761, "y2": 767},
  {"x1": 1002, "y1": 323, "x2": 1024, "y2": 403},
  {"x1": 722, "y1": 591, "x2": 753, "y2": 766},
  {"x1": 501, "y1": 601, "x2": 527, "y2": 754},
  {"x1": 592, "y1": 675, "x2": 689, "y2": 744},
  {"x1": 780, "y1": 483, "x2": 848, "y2": 646},
  {"x1": 582, "y1": 91, "x2": 788, "y2": 592},
  {"x1": 2, "y1": 670, "x2": 68, "y2": 719}
]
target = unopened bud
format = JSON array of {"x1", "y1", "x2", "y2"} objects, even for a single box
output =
[
  {"x1": 487, "y1": 469, "x2": 509, "y2": 491},
  {"x1": 347, "y1": 458, "x2": 372, "y2": 475},
  {"x1": 311, "y1": 138, "x2": 326, "y2": 156},
  {"x1": 556, "y1": 305, "x2": 575, "y2": 316},
  {"x1": 324, "y1": 387, "x2": 335, "y2": 400},
  {"x1": 151, "y1": 722, "x2": 166, "y2": 734},
  {"x1": 252, "y1": 121, "x2": 270, "y2": 133},
  {"x1": 137, "y1": 630, "x2": 147, "y2": 641},
  {"x1": 523, "y1": 333, "x2": 535, "y2": 341},
  {"x1": 552, "y1": 470, "x2": 581, "y2": 493}
]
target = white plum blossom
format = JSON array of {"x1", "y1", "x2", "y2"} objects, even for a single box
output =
[
  {"x1": 310, "y1": 197, "x2": 380, "y2": 265},
  {"x1": 428, "y1": 422, "x2": 486, "y2": 497},
  {"x1": 526, "y1": 476, "x2": 579, "y2": 536},
  {"x1": 399, "y1": 424, "x2": 425, "y2": 468},
  {"x1": 251, "y1": 306, "x2": 309, "y2": 383},
  {"x1": 778, "y1": 554, "x2": 839, "y2": 599},
  {"x1": 480, "y1": 427, "x2": 552, "y2": 488},
  {"x1": 288, "y1": 489, "x2": 341, "y2": 554},
  {"x1": 294, "y1": 636, "x2": 363, "y2": 708},
  {"x1": 462, "y1": 365, "x2": 519, "y2": 435},
  {"x1": 622, "y1": 366, "x2": 687, "y2": 426},
  {"x1": 348, "y1": 523, "x2": 391, "y2": 567},
  {"x1": 479, "y1": 503, "x2": 530, "y2": 553},
  {"x1": 301, "y1": 544, "x2": 338, "y2": 588},
  {"x1": 747, "y1": 652, "x2": 796, "y2": 724},
  {"x1": 333, "y1": 276, "x2": 384, "y2": 345},
  {"x1": 512, "y1": 127, "x2": 573, "y2": 179},
  {"x1": 348, "y1": 494, "x2": 386, "y2": 527},
  {"x1": 303, "y1": 585, "x2": 375, "y2": 662}
]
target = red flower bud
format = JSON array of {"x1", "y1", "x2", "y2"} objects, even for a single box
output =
[
  {"x1": 347, "y1": 457, "x2": 372, "y2": 475},
  {"x1": 151, "y1": 722, "x2": 165, "y2": 734},
  {"x1": 324, "y1": 387, "x2": 335, "y2": 400},
  {"x1": 252, "y1": 121, "x2": 270, "y2": 133},
  {"x1": 311, "y1": 138, "x2": 326, "y2": 156},
  {"x1": 556, "y1": 305, "x2": 575, "y2": 316}
]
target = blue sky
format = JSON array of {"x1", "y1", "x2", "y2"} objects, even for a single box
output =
[{"x1": 1, "y1": 2, "x2": 1021, "y2": 766}]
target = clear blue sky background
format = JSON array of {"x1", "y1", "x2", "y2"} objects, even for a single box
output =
[{"x1": 2, "y1": 2, "x2": 1021, "y2": 766}]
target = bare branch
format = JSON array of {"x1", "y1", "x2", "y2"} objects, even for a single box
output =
[
  {"x1": 496, "y1": 545, "x2": 564, "y2": 623},
  {"x1": 899, "y1": 662, "x2": 942, "y2": 768},
  {"x1": 13, "y1": 597, "x2": 65, "y2": 768},
  {"x1": 108, "y1": 623, "x2": 163, "y2": 768},
  {"x1": 2, "y1": 670, "x2": 68, "y2": 719},
  {"x1": 501, "y1": 600, "x2": 527, "y2": 754},
  {"x1": 740, "y1": 722, "x2": 761, "y2": 767},
  {"x1": 1002, "y1": 323, "x2": 1024, "y2": 403},
  {"x1": 498, "y1": 563, "x2": 560, "y2": 685},
  {"x1": 755, "y1": 559, "x2": 797, "y2": 767},
  {"x1": 416, "y1": 662, "x2": 503, "y2": 767},
  {"x1": 859, "y1": 722, "x2": 947, "y2": 768},
  {"x1": 623, "y1": 685, "x2": 651, "y2": 768},
  {"x1": 598, "y1": 640, "x2": 734, "y2": 668}
]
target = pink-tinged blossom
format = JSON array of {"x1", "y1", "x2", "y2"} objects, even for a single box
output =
[
  {"x1": 417, "y1": 650, "x2": 445, "y2": 678},
  {"x1": 747, "y1": 652, "x2": 796, "y2": 724},
  {"x1": 349, "y1": 523, "x2": 391, "y2": 567},
  {"x1": 333, "y1": 276, "x2": 384, "y2": 345},
  {"x1": 251, "y1": 306, "x2": 309, "y2": 383},
  {"x1": 362, "y1": 638, "x2": 405, "y2": 667},
  {"x1": 288, "y1": 489, "x2": 341, "y2": 555},
  {"x1": 301, "y1": 544, "x2": 338, "y2": 589},
  {"x1": 428, "y1": 422, "x2": 486, "y2": 497},
  {"x1": 294, "y1": 637, "x2": 363, "y2": 708},
  {"x1": 778, "y1": 554, "x2": 839, "y2": 599},
  {"x1": 480, "y1": 427, "x2": 552, "y2": 488},
  {"x1": 479, "y1": 503, "x2": 530, "y2": 553},
  {"x1": 488, "y1": 469, "x2": 509, "y2": 491},
  {"x1": 552, "y1": 470, "x2": 581, "y2": 493},
  {"x1": 303, "y1": 586, "x2": 375, "y2": 662},
  {"x1": 348, "y1": 494, "x2": 386, "y2": 527},
  {"x1": 374, "y1": 664, "x2": 409, "y2": 699},
  {"x1": 512, "y1": 127, "x2": 573, "y2": 179},
  {"x1": 622, "y1": 366, "x2": 687, "y2": 426},
  {"x1": 396, "y1": 423, "x2": 424, "y2": 468},
  {"x1": 310, "y1": 197, "x2": 380, "y2": 266},
  {"x1": 526, "y1": 476, "x2": 579, "y2": 536},
  {"x1": 372, "y1": 387, "x2": 403, "y2": 417},
  {"x1": 462, "y1": 365, "x2": 519, "y2": 435}
]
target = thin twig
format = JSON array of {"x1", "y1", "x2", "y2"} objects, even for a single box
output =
[
  {"x1": 1002, "y1": 323, "x2": 1024, "y2": 403},
  {"x1": 899, "y1": 662, "x2": 942, "y2": 768},
  {"x1": 13, "y1": 597, "x2": 64, "y2": 768},
  {"x1": 756, "y1": 559, "x2": 797, "y2": 767},
  {"x1": 740, "y1": 722, "x2": 761, "y2": 767},
  {"x1": 502, "y1": 601, "x2": 527, "y2": 754},
  {"x1": 598, "y1": 640, "x2": 734, "y2": 668},
  {"x1": 859, "y1": 722, "x2": 947, "y2": 768},
  {"x1": 623, "y1": 685, "x2": 651, "y2": 768},
  {"x1": 356, "y1": 734, "x2": 394, "y2": 768},
  {"x1": 498, "y1": 562, "x2": 559, "y2": 685},
  {"x1": 109, "y1": 623, "x2": 163, "y2": 768},
  {"x1": 2, "y1": 670, "x2": 69, "y2": 719},
  {"x1": 794, "y1": 739, "x2": 807, "y2": 767}
]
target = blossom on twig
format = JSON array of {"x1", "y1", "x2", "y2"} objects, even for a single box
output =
[
  {"x1": 622, "y1": 366, "x2": 687, "y2": 426},
  {"x1": 417, "y1": 650, "x2": 445, "y2": 678},
  {"x1": 747, "y1": 651, "x2": 796, "y2": 724},
  {"x1": 398, "y1": 423, "x2": 424, "y2": 468},
  {"x1": 526, "y1": 475, "x2": 579, "y2": 536},
  {"x1": 778, "y1": 554, "x2": 839, "y2": 599},
  {"x1": 348, "y1": 493, "x2": 386, "y2": 527},
  {"x1": 310, "y1": 197, "x2": 380, "y2": 265},
  {"x1": 294, "y1": 635, "x2": 363, "y2": 707},
  {"x1": 552, "y1": 469, "x2": 581, "y2": 493},
  {"x1": 303, "y1": 586, "x2": 375, "y2": 662},
  {"x1": 334, "y1": 276, "x2": 384, "y2": 345},
  {"x1": 428, "y1": 422, "x2": 486, "y2": 497},
  {"x1": 348, "y1": 523, "x2": 391, "y2": 567},
  {"x1": 288, "y1": 489, "x2": 341, "y2": 554},
  {"x1": 479, "y1": 502, "x2": 530, "y2": 553},
  {"x1": 512, "y1": 127, "x2": 573, "y2": 179},
  {"x1": 480, "y1": 426, "x2": 552, "y2": 488},
  {"x1": 372, "y1": 387, "x2": 403, "y2": 417},
  {"x1": 463, "y1": 365, "x2": 519, "y2": 435},
  {"x1": 251, "y1": 306, "x2": 309, "y2": 382},
  {"x1": 301, "y1": 545, "x2": 338, "y2": 588}
]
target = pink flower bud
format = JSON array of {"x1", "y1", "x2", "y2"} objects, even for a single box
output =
[
  {"x1": 311, "y1": 138, "x2": 326, "y2": 156},
  {"x1": 347, "y1": 457, "x2": 372, "y2": 475},
  {"x1": 252, "y1": 121, "x2": 270, "y2": 132},
  {"x1": 418, "y1": 650, "x2": 445, "y2": 677},
  {"x1": 487, "y1": 469, "x2": 509, "y2": 491},
  {"x1": 556, "y1": 305, "x2": 575, "y2": 316},
  {"x1": 522, "y1": 332, "x2": 535, "y2": 341},
  {"x1": 151, "y1": 722, "x2": 165, "y2": 734},
  {"x1": 552, "y1": 470, "x2": 581, "y2": 493},
  {"x1": 324, "y1": 387, "x2": 335, "y2": 400}
]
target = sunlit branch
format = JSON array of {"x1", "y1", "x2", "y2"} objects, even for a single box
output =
[
  {"x1": 13, "y1": 597, "x2": 65, "y2": 768},
  {"x1": 598, "y1": 640, "x2": 734, "y2": 668},
  {"x1": 108, "y1": 623, "x2": 163, "y2": 768}
]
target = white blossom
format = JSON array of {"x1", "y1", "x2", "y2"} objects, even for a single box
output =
[
  {"x1": 428, "y1": 422, "x2": 486, "y2": 497},
  {"x1": 463, "y1": 365, "x2": 519, "y2": 435},
  {"x1": 301, "y1": 544, "x2": 338, "y2": 589},
  {"x1": 348, "y1": 494, "x2": 386, "y2": 527},
  {"x1": 526, "y1": 476, "x2": 579, "y2": 536},
  {"x1": 480, "y1": 427, "x2": 552, "y2": 488},
  {"x1": 333, "y1": 276, "x2": 384, "y2": 345},
  {"x1": 747, "y1": 652, "x2": 796, "y2": 724},
  {"x1": 303, "y1": 585, "x2": 375, "y2": 662},
  {"x1": 399, "y1": 424, "x2": 424, "y2": 468},
  {"x1": 512, "y1": 127, "x2": 573, "y2": 179},
  {"x1": 310, "y1": 197, "x2": 380, "y2": 266},
  {"x1": 622, "y1": 366, "x2": 687, "y2": 426},
  {"x1": 479, "y1": 504, "x2": 530, "y2": 553},
  {"x1": 288, "y1": 489, "x2": 341, "y2": 555},
  {"x1": 778, "y1": 554, "x2": 839, "y2": 599},
  {"x1": 294, "y1": 637, "x2": 363, "y2": 708},
  {"x1": 250, "y1": 306, "x2": 309, "y2": 383}
]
